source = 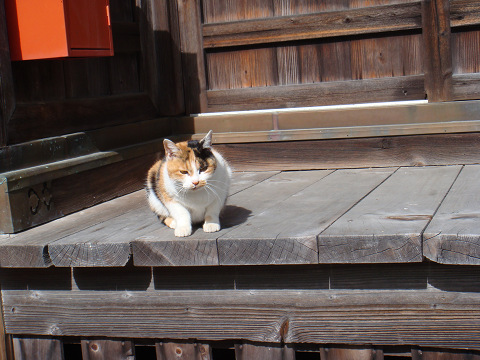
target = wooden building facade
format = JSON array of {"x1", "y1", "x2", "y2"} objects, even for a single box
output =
[{"x1": 2, "y1": 0, "x2": 480, "y2": 359}]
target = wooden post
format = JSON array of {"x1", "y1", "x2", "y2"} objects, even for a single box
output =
[
  {"x1": 422, "y1": 0, "x2": 453, "y2": 102},
  {"x1": 81, "y1": 339, "x2": 135, "y2": 360},
  {"x1": 176, "y1": 0, "x2": 208, "y2": 114},
  {"x1": 0, "y1": 0, "x2": 16, "y2": 147},
  {"x1": 235, "y1": 344, "x2": 295, "y2": 360},
  {"x1": 137, "y1": 0, "x2": 185, "y2": 116}
]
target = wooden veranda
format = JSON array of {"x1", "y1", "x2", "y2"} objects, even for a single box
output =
[{"x1": 2, "y1": 0, "x2": 480, "y2": 359}]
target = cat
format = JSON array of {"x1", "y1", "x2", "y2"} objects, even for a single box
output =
[{"x1": 146, "y1": 130, "x2": 232, "y2": 237}]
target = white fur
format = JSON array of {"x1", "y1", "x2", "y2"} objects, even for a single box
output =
[{"x1": 147, "y1": 147, "x2": 231, "y2": 237}]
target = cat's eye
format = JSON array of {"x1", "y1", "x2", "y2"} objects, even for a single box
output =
[
  {"x1": 179, "y1": 170, "x2": 188, "y2": 175},
  {"x1": 199, "y1": 165, "x2": 208, "y2": 172}
]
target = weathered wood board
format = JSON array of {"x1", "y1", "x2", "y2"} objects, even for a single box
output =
[
  {"x1": 424, "y1": 165, "x2": 480, "y2": 264},
  {"x1": 218, "y1": 168, "x2": 394, "y2": 265},
  {"x1": 318, "y1": 166, "x2": 462, "y2": 263}
]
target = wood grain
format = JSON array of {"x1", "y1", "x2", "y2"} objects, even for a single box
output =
[
  {"x1": 206, "y1": 75, "x2": 425, "y2": 112},
  {"x1": 235, "y1": 343, "x2": 295, "y2": 360},
  {"x1": 203, "y1": 3, "x2": 422, "y2": 48},
  {"x1": 424, "y1": 165, "x2": 480, "y2": 265},
  {"x1": 318, "y1": 166, "x2": 461, "y2": 263},
  {"x1": 5, "y1": 289, "x2": 480, "y2": 349}
]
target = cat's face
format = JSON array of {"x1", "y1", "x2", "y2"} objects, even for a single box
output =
[{"x1": 163, "y1": 132, "x2": 217, "y2": 190}]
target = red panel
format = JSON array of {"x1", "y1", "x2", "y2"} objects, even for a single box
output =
[
  {"x1": 5, "y1": 0, "x2": 69, "y2": 60},
  {"x1": 64, "y1": 0, "x2": 113, "y2": 51}
]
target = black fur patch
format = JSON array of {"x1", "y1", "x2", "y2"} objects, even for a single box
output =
[{"x1": 187, "y1": 140, "x2": 213, "y2": 160}]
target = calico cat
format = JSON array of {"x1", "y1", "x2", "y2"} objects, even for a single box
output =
[{"x1": 146, "y1": 130, "x2": 232, "y2": 237}]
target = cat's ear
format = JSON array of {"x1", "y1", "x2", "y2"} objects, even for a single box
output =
[
  {"x1": 163, "y1": 139, "x2": 180, "y2": 159},
  {"x1": 200, "y1": 130, "x2": 213, "y2": 149}
]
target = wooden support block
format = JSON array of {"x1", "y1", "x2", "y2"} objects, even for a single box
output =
[
  {"x1": 81, "y1": 339, "x2": 135, "y2": 360},
  {"x1": 13, "y1": 337, "x2": 63, "y2": 360},
  {"x1": 320, "y1": 347, "x2": 381, "y2": 360},
  {"x1": 156, "y1": 342, "x2": 211, "y2": 360}
]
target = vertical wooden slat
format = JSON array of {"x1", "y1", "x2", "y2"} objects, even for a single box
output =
[
  {"x1": 156, "y1": 342, "x2": 212, "y2": 360},
  {"x1": 138, "y1": 0, "x2": 184, "y2": 115},
  {"x1": 422, "y1": 0, "x2": 453, "y2": 102},
  {"x1": 81, "y1": 339, "x2": 134, "y2": 360},
  {"x1": 177, "y1": 0, "x2": 208, "y2": 114},
  {"x1": 235, "y1": 343, "x2": 295, "y2": 360},
  {"x1": 0, "y1": 0, "x2": 15, "y2": 147},
  {"x1": 0, "y1": 287, "x2": 13, "y2": 360},
  {"x1": 13, "y1": 338, "x2": 64, "y2": 360}
]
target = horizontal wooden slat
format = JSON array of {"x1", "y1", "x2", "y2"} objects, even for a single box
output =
[
  {"x1": 450, "y1": 0, "x2": 480, "y2": 27},
  {"x1": 453, "y1": 73, "x2": 480, "y2": 101},
  {"x1": 206, "y1": 75, "x2": 425, "y2": 112},
  {"x1": 5, "y1": 288, "x2": 480, "y2": 349},
  {"x1": 203, "y1": 2, "x2": 422, "y2": 48}
]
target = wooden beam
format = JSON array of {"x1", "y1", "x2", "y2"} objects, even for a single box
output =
[
  {"x1": 203, "y1": 2, "x2": 422, "y2": 48},
  {"x1": 177, "y1": 0, "x2": 208, "y2": 114},
  {"x1": 206, "y1": 75, "x2": 425, "y2": 112},
  {"x1": 422, "y1": 0, "x2": 453, "y2": 102},
  {"x1": 5, "y1": 288, "x2": 480, "y2": 349},
  {"x1": 81, "y1": 339, "x2": 135, "y2": 360},
  {"x1": 450, "y1": 0, "x2": 480, "y2": 27},
  {"x1": 235, "y1": 344, "x2": 295, "y2": 360},
  {"x1": 0, "y1": 0, "x2": 15, "y2": 147}
]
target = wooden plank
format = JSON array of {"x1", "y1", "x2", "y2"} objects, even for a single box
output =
[
  {"x1": 0, "y1": 0, "x2": 14, "y2": 147},
  {"x1": 6, "y1": 289, "x2": 480, "y2": 349},
  {"x1": 132, "y1": 170, "x2": 330, "y2": 266},
  {"x1": 203, "y1": 2, "x2": 422, "y2": 48},
  {"x1": 12, "y1": 338, "x2": 63, "y2": 360},
  {"x1": 0, "y1": 191, "x2": 146, "y2": 267},
  {"x1": 218, "y1": 168, "x2": 394, "y2": 265},
  {"x1": 422, "y1": 0, "x2": 453, "y2": 102},
  {"x1": 0, "y1": 287, "x2": 12, "y2": 360},
  {"x1": 318, "y1": 166, "x2": 462, "y2": 263},
  {"x1": 424, "y1": 165, "x2": 480, "y2": 265},
  {"x1": 177, "y1": 0, "x2": 207, "y2": 114},
  {"x1": 81, "y1": 339, "x2": 135, "y2": 360},
  {"x1": 7, "y1": 93, "x2": 157, "y2": 145},
  {"x1": 206, "y1": 75, "x2": 425, "y2": 112},
  {"x1": 412, "y1": 349, "x2": 480, "y2": 360},
  {"x1": 156, "y1": 342, "x2": 211, "y2": 360},
  {"x1": 215, "y1": 133, "x2": 480, "y2": 172},
  {"x1": 453, "y1": 73, "x2": 480, "y2": 101},
  {"x1": 235, "y1": 344, "x2": 295, "y2": 360}
]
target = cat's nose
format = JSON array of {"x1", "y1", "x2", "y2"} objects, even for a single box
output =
[{"x1": 192, "y1": 180, "x2": 199, "y2": 186}]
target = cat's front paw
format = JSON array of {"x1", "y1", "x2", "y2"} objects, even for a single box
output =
[
  {"x1": 174, "y1": 225, "x2": 192, "y2": 237},
  {"x1": 203, "y1": 222, "x2": 221, "y2": 233}
]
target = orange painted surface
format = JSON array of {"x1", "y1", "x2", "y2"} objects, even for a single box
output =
[{"x1": 5, "y1": 0, "x2": 113, "y2": 61}]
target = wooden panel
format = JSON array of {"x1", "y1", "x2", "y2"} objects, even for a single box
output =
[
  {"x1": 63, "y1": 58, "x2": 110, "y2": 98},
  {"x1": 13, "y1": 338, "x2": 63, "y2": 360},
  {"x1": 132, "y1": 170, "x2": 327, "y2": 266},
  {"x1": 218, "y1": 168, "x2": 393, "y2": 265},
  {"x1": 156, "y1": 342, "x2": 211, "y2": 360},
  {"x1": 6, "y1": 289, "x2": 480, "y2": 349},
  {"x1": 235, "y1": 344, "x2": 295, "y2": 360},
  {"x1": 452, "y1": 30, "x2": 480, "y2": 74},
  {"x1": 203, "y1": 3, "x2": 422, "y2": 48},
  {"x1": 0, "y1": 0, "x2": 15, "y2": 147},
  {"x1": 424, "y1": 165, "x2": 480, "y2": 265},
  {"x1": 422, "y1": 0, "x2": 453, "y2": 102},
  {"x1": 412, "y1": 349, "x2": 480, "y2": 360},
  {"x1": 201, "y1": 0, "x2": 274, "y2": 23},
  {"x1": 450, "y1": 0, "x2": 480, "y2": 28},
  {"x1": 81, "y1": 339, "x2": 135, "y2": 360},
  {"x1": 320, "y1": 347, "x2": 379, "y2": 360},
  {"x1": 318, "y1": 166, "x2": 461, "y2": 263},
  {"x1": 453, "y1": 73, "x2": 480, "y2": 101},
  {"x1": 206, "y1": 75, "x2": 425, "y2": 112}
]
